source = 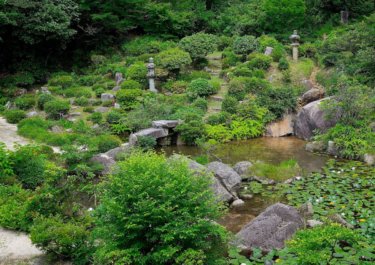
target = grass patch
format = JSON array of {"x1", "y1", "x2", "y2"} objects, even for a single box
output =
[
  {"x1": 251, "y1": 159, "x2": 302, "y2": 181},
  {"x1": 290, "y1": 58, "x2": 314, "y2": 83}
]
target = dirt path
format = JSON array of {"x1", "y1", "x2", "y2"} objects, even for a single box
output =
[
  {"x1": 309, "y1": 67, "x2": 325, "y2": 91},
  {"x1": 0, "y1": 117, "x2": 30, "y2": 150}
]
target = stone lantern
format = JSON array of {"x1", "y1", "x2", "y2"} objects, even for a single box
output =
[
  {"x1": 290, "y1": 30, "x2": 300, "y2": 61},
  {"x1": 147, "y1": 57, "x2": 157, "y2": 92}
]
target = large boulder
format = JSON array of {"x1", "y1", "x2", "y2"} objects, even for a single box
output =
[
  {"x1": 90, "y1": 154, "x2": 116, "y2": 175},
  {"x1": 129, "y1": 128, "x2": 169, "y2": 146},
  {"x1": 235, "y1": 203, "x2": 303, "y2": 252},
  {"x1": 305, "y1": 141, "x2": 326, "y2": 153},
  {"x1": 104, "y1": 143, "x2": 131, "y2": 160},
  {"x1": 206, "y1": 162, "x2": 242, "y2": 193},
  {"x1": 233, "y1": 161, "x2": 253, "y2": 179},
  {"x1": 301, "y1": 88, "x2": 324, "y2": 105},
  {"x1": 101, "y1": 93, "x2": 115, "y2": 102},
  {"x1": 169, "y1": 155, "x2": 235, "y2": 203},
  {"x1": 152, "y1": 120, "x2": 180, "y2": 129},
  {"x1": 265, "y1": 114, "x2": 295, "y2": 137},
  {"x1": 294, "y1": 98, "x2": 337, "y2": 140}
]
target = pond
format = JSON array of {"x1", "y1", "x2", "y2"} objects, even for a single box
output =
[{"x1": 160, "y1": 136, "x2": 330, "y2": 233}]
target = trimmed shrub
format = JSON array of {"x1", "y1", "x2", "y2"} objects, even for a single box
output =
[
  {"x1": 3, "y1": 110, "x2": 26, "y2": 124},
  {"x1": 222, "y1": 48, "x2": 240, "y2": 68},
  {"x1": 94, "y1": 134, "x2": 121, "y2": 153},
  {"x1": 137, "y1": 136, "x2": 157, "y2": 151},
  {"x1": 206, "y1": 112, "x2": 231, "y2": 126},
  {"x1": 48, "y1": 75, "x2": 73, "y2": 89},
  {"x1": 299, "y1": 42, "x2": 318, "y2": 58},
  {"x1": 106, "y1": 110, "x2": 123, "y2": 124},
  {"x1": 15, "y1": 95, "x2": 36, "y2": 110},
  {"x1": 12, "y1": 72, "x2": 35, "y2": 87},
  {"x1": 179, "y1": 33, "x2": 218, "y2": 61},
  {"x1": 64, "y1": 86, "x2": 92, "y2": 98},
  {"x1": 180, "y1": 70, "x2": 211, "y2": 81},
  {"x1": 155, "y1": 48, "x2": 192, "y2": 74},
  {"x1": 222, "y1": 96, "x2": 238, "y2": 114},
  {"x1": 44, "y1": 99, "x2": 70, "y2": 119},
  {"x1": 74, "y1": 97, "x2": 89, "y2": 106},
  {"x1": 175, "y1": 113, "x2": 206, "y2": 145},
  {"x1": 37, "y1": 93, "x2": 54, "y2": 110},
  {"x1": 121, "y1": 80, "x2": 141, "y2": 90},
  {"x1": 233, "y1": 35, "x2": 258, "y2": 56},
  {"x1": 205, "y1": 124, "x2": 232, "y2": 143},
  {"x1": 278, "y1": 57, "x2": 289, "y2": 70},
  {"x1": 126, "y1": 62, "x2": 148, "y2": 85},
  {"x1": 122, "y1": 36, "x2": 176, "y2": 56},
  {"x1": 192, "y1": 97, "x2": 208, "y2": 112},
  {"x1": 228, "y1": 78, "x2": 246, "y2": 100},
  {"x1": 186, "y1": 78, "x2": 216, "y2": 100},
  {"x1": 163, "y1": 80, "x2": 188, "y2": 94},
  {"x1": 116, "y1": 89, "x2": 143, "y2": 109},
  {"x1": 89, "y1": 112, "x2": 103, "y2": 124},
  {"x1": 247, "y1": 53, "x2": 272, "y2": 70}
]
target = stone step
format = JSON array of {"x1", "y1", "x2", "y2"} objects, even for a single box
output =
[{"x1": 210, "y1": 95, "x2": 224, "y2": 102}]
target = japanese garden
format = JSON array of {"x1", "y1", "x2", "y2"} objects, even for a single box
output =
[{"x1": 0, "y1": 0, "x2": 374, "y2": 264}]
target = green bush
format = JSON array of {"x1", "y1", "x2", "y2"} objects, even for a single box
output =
[
  {"x1": 222, "y1": 96, "x2": 238, "y2": 114},
  {"x1": 179, "y1": 33, "x2": 218, "y2": 61},
  {"x1": 257, "y1": 35, "x2": 280, "y2": 53},
  {"x1": 106, "y1": 110, "x2": 123, "y2": 124},
  {"x1": 192, "y1": 97, "x2": 208, "y2": 112},
  {"x1": 247, "y1": 53, "x2": 272, "y2": 70},
  {"x1": 0, "y1": 144, "x2": 14, "y2": 184},
  {"x1": 299, "y1": 42, "x2": 318, "y2": 58},
  {"x1": 155, "y1": 48, "x2": 192, "y2": 75},
  {"x1": 3, "y1": 109, "x2": 26, "y2": 124},
  {"x1": 251, "y1": 159, "x2": 301, "y2": 181},
  {"x1": 48, "y1": 75, "x2": 73, "y2": 89},
  {"x1": 228, "y1": 78, "x2": 247, "y2": 100},
  {"x1": 137, "y1": 136, "x2": 157, "y2": 151},
  {"x1": 44, "y1": 99, "x2": 70, "y2": 119},
  {"x1": 94, "y1": 134, "x2": 122, "y2": 153},
  {"x1": 205, "y1": 124, "x2": 232, "y2": 143},
  {"x1": 0, "y1": 184, "x2": 31, "y2": 230},
  {"x1": 180, "y1": 70, "x2": 211, "y2": 81},
  {"x1": 121, "y1": 80, "x2": 141, "y2": 90},
  {"x1": 64, "y1": 86, "x2": 92, "y2": 98},
  {"x1": 15, "y1": 94, "x2": 36, "y2": 110},
  {"x1": 30, "y1": 216, "x2": 90, "y2": 261},
  {"x1": 222, "y1": 48, "x2": 240, "y2": 68},
  {"x1": 11, "y1": 145, "x2": 46, "y2": 189},
  {"x1": 126, "y1": 62, "x2": 148, "y2": 85},
  {"x1": 116, "y1": 89, "x2": 143, "y2": 110},
  {"x1": 230, "y1": 118, "x2": 264, "y2": 140},
  {"x1": 233, "y1": 35, "x2": 258, "y2": 56},
  {"x1": 163, "y1": 80, "x2": 188, "y2": 94},
  {"x1": 122, "y1": 36, "x2": 176, "y2": 56},
  {"x1": 278, "y1": 57, "x2": 289, "y2": 70},
  {"x1": 206, "y1": 112, "x2": 231, "y2": 126},
  {"x1": 12, "y1": 72, "x2": 35, "y2": 87},
  {"x1": 77, "y1": 75, "x2": 102, "y2": 86},
  {"x1": 93, "y1": 152, "x2": 227, "y2": 264},
  {"x1": 175, "y1": 113, "x2": 206, "y2": 145},
  {"x1": 89, "y1": 112, "x2": 103, "y2": 124},
  {"x1": 74, "y1": 97, "x2": 89, "y2": 106},
  {"x1": 37, "y1": 93, "x2": 55, "y2": 110},
  {"x1": 186, "y1": 78, "x2": 216, "y2": 101}
]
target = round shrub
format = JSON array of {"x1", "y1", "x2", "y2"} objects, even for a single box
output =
[
  {"x1": 121, "y1": 80, "x2": 141, "y2": 90},
  {"x1": 299, "y1": 42, "x2": 318, "y2": 58},
  {"x1": 175, "y1": 113, "x2": 206, "y2": 145},
  {"x1": 180, "y1": 70, "x2": 211, "y2": 81},
  {"x1": 192, "y1": 97, "x2": 208, "y2": 112},
  {"x1": 222, "y1": 96, "x2": 238, "y2": 114},
  {"x1": 179, "y1": 33, "x2": 218, "y2": 61},
  {"x1": 15, "y1": 95, "x2": 36, "y2": 110},
  {"x1": 44, "y1": 99, "x2": 70, "y2": 119},
  {"x1": 126, "y1": 62, "x2": 148, "y2": 84},
  {"x1": 155, "y1": 48, "x2": 192, "y2": 74},
  {"x1": 247, "y1": 53, "x2": 272, "y2": 70},
  {"x1": 233, "y1": 35, "x2": 258, "y2": 55},
  {"x1": 228, "y1": 78, "x2": 246, "y2": 100},
  {"x1": 136, "y1": 136, "x2": 157, "y2": 151},
  {"x1": 64, "y1": 87, "x2": 92, "y2": 98},
  {"x1": 278, "y1": 57, "x2": 289, "y2": 70},
  {"x1": 3, "y1": 110, "x2": 26, "y2": 124},
  {"x1": 74, "y1": 97, "x2": 89, "y2": 106},
  {"x1": 186, "y1": 78, "x2": 215, "y2": 100},
  {"x1": 222, "y1": 48, "x2": 240, "y2": 68},
  {"x1": 116, "y1": 89, "x2": 143, "y2": 109},
  {"x1": 163, "y1": 80, "x2": 188, "y2": 94},
  {"x1": 13, "y1": 72, "x2": 35, "y2": 87},
  {"x1": 257, "y1": 35, "x2": 280, "y2": 52},
  {"x1": 244, "y1": 77, "x2": 270, "y2": 94},
  {"x1": 206, "y1": 112, "x2": 231, "y2": 126},
  {"x1": 37, "y1": 93, "x2": 54, "y2": 110},
  {"x1": 48, "y1": 75, "x2": 73, "y2": 89},
  {"x1": 77, "y1": 75, "x2": 102, "y2": 86},
  {"x1": 106, "y1": 110, "x2": 123, "y2": 124},
  {"x1": 89, "y1": 112, "x2": 103, "y2": 124},
  {"x1": 95, "y1": 134, "x2": 122, "y2": 153}
]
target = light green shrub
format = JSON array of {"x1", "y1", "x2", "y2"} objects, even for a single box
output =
[
  {"x1": 179, "y1": 33, "x2": 218, "y2": 61},
  {"x1": 15, "y1": 94, "x2": 36, "y2": 110},
  {"x1": 155, "y1": 48, "x2": 192, "y2": 74},
  {"x1": 44, "y1": 99, "x2": 70, "y2": 119},
  {"x1": 3, "y1": 109, "x2": 26, "y2": 124},
  {"x1": 121, "y1": 80, "x2": 141, "y2": 90},
  {"x1": 186, "y1": 78, "x2": 216, "y2": 100}
]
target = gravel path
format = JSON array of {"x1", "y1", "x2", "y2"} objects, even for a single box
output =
[{"x1": 0, "y1": 117, "x2": 29, "y2": 150}]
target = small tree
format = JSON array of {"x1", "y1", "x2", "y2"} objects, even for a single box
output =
[
  {"x1": 93, "y1": 152, "x2": 227, "y2": 264},
  {"x1": 155, "y1": 48, "x2": 192, "y2": 76},
  {"x1": 233, "y1": 35, "x2": 258, "y2": 57},
  {"x1": 179, "y1": 33, "x2": 218, "y2": 62}
]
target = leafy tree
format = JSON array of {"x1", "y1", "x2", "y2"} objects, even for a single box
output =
[
  {"x1": 233, "y1": 35, "x2": 258, "y2": 56},
  {"x1": 179, "y1": 33, "x2": 218, "y2": 61},
  {"x1": 93, "y1": 152, "x2": 227, "y2": 264},
  {"x1": 155, "y1": 48, "x2": 192, "y2": 75}
]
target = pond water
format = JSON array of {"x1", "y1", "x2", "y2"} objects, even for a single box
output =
[{"x1": 160, "y1": 136, "x2": 330, "y2": 233}]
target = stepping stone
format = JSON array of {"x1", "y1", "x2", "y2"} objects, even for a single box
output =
[{"x1": 210, "y1": 95, "x2": 223, "y2": 102}]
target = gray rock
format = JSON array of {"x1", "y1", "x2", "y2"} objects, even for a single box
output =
[
  {"x1": 283, "y1": 176, "x2": 302, "y2": 184},
  {"x1": 301, "y1": 79, "x2": 314, "y2": 90},
  {"x1": 5, "y1": 101, "x2": 12, "y2": 109},
  {"x1": 112, "y1": 86, "x2": 121, "y2": 92},
  {"x1": 298, "y1": 202, "x2": 314, "y2": 219},
  {"x1": 207, "y1": 162, "x2": 242, "y2": 193},
  {"x1": 212, "y1": 177, "x2": 236, "y2": 203},
  {"x1": 231, "y1": 199, "x2": 245, "y2": 207},
  {"x1": 104, "y1": 143, "x2": 131, "y2": 160},
  {"x1": 294, "y1": 98, "x2": 338, "y2": 140},
  {"x1": 250, "y1": 176, "x2": 275, "y2": 185},
  {"x1": 363, "y1": 154, "x2": 374, "y2": 166},
  {"x1": 305, "y1": 141, "x2": 326, "y2": 153},
  {"x1": 152, "y1": 120, "x2": 180, "y2": 128},
  {"x1": 264, "y1": 47, "x2": 273, "y2": 56},
  {"x1": 26, "y1": 111, "x2": 39, "y2": 118},
  {"x1": 240, "y1": 194, "x2": 254, "y2": 200},
  {"x1": 235, "y1": 203, "x2": 303, "y2": 252},
  {"x1": 301, "y1": 88, "x2": 324, "y2": 105},
  {"x1": 115, "y1": 72, "x2": 123, "y2": 86},
  {"x1": 265, "y1": 114, "x2": 294, "y2": 137},
  {"x1": 51, "y1": 125, "x2": 64, "y2": 133},
  {"x1": 94, "y1": 106, "x2": 109, "y2": 113},
  {"x1": 233, "y1": 161, "x2": 253, "y2": 178},
  {"x1": 327, "y1": 141, "x2": 339, "y2": 156},
  {"x1": 101, "y1": 93, "x2": 115, "y2": 102},
  {"x1": 114, "y1": 103, "x2": 121, "y2": 109},
  {"x1": 90, "y1": 154, "x2": 116, "y2": 175},
  {"x1": 40, "y1": 86, "x2": 51, "y2": 94},
  {"x1": 129, "y1": 128, "x2": 169, "y2": 146},
  {"x1": 307, "y1": 219, "x2": 323, "y2": 227},
  {"x1": 329, "y1": 214, "x2": 354, "y2": 229}
]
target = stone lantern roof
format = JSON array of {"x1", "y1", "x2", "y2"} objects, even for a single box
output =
[{"x1": 290, "y1": 30, "x2": 300, "y2": 44}]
